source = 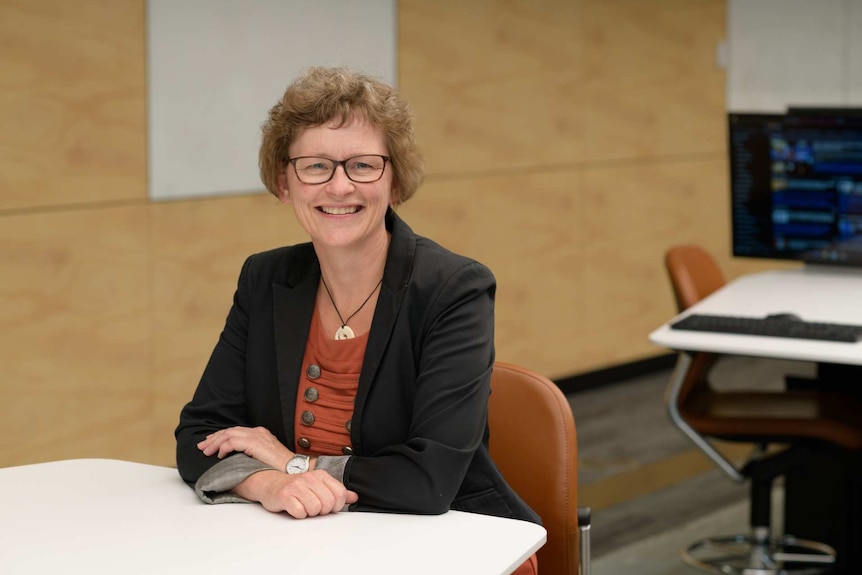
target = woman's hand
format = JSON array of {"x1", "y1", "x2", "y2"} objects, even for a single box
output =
[
  {"x1": 197, "y1": 426, "x2": 292, "y2": 471},
  {"x1": 235, "y1": 469, "x2": 359, "y2": 519}
]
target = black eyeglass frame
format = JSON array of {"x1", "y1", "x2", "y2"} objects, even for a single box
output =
[{"x1": 287, "y1": 155, "x2": 391, "y2": 184}]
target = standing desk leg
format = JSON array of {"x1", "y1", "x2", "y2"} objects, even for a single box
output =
[{"x1": 784, "y1": 362, "x2": 862, "y2": 575}]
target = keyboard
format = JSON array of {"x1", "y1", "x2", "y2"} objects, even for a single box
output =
[{"x1": 670, "y1": 313, "x2": 862, "y2": 343}]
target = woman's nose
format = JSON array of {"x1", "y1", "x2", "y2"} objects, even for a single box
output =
[{"x1": 326, "y1": 164, "x2": 355, "y2": 193}]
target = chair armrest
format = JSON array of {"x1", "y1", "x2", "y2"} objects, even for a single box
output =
[{"x1": 578, "y1": 506, "x2": 591, "y2": 527}]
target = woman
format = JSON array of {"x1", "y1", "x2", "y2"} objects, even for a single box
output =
[{"x1": 175, "y1": 66, "x2": 539, "y2": 572}]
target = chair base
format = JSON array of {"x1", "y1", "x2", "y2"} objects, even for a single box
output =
[{"x1": 682, "y1": 532, "x2": 836, "y2": 575}]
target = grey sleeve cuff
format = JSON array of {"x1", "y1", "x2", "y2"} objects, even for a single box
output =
[
  {"x1": 194, "y1": 454, "x2": 276, "y2": 504},
  {"x1": 315, "y1": 455, "x2": 352, "y2": 511},
  {"x1": 315, "y1": 455, "x2": 350, "y2": 484}
]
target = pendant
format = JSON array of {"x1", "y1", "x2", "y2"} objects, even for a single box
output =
[{"x1": 334, "y1": 325, "x2": 355, "y2": 340}]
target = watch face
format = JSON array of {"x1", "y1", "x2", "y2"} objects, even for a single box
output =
[{"x1": 287, "y1": 455, "x2": 309, "y2": 474}]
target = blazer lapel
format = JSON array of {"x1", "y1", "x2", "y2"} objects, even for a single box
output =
[
  {"x1": 352, "y1": 210, "x2": 416, "y2": 454},
  {"x1": 273, "y1": 247, "x2": 319, "y2": 450}
]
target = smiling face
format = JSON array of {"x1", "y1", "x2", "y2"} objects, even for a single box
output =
[{"x1": 280, "y1": 117, "x2": 393, "y2": 253}]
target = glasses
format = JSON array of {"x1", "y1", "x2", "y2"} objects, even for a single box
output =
[{"x1": 288, "y1": 155, "x2": 390, "y2": 184}]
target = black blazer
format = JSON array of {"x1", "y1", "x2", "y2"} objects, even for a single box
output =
[{"x1": 176, "y1": 210, "x2": 539, "y2": 524}]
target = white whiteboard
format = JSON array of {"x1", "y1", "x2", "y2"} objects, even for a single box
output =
[
  {"x1": 146, "y1": 0, "x2": 397, "y2": 201},
  {"x1": 727, "y1": 0, "x2": 862, "y2": 112}
]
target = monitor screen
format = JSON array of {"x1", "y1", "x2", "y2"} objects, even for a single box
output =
[{"x1": 729, "y1": 110, "x2": 862, "y2": 265}]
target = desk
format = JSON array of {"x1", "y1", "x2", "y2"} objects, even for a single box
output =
[
  {"x1": 650, "y1": 266, "x2": 862, "y2": 365},
  {"x1": 0, "y1": 459, "x2": 546, "y2": 575},
  {"x1": 650, "y1": 266, "x2": 862, "y2": 574}
]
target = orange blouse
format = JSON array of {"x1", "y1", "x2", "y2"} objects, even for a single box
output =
[{"x1": 294, "y1": 307, "x2": 365, "y2": 457}]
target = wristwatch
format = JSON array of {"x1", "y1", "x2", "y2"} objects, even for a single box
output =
[{"x1": 286, "y1": 454, "x2": 310, "y2": 475}]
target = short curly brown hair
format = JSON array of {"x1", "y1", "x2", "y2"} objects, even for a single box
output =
[{"x1": 259, "y1": 67, "x2": 424, "y2": 206}]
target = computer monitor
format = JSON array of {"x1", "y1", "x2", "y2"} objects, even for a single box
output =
[{"x1": 729, "y1": 110, "x2": 862, "y2": 266}]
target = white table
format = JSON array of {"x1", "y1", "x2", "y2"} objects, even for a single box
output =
[
  {"x1": 0, "y1": 459, "x2": 546, "y2": 575},
  {"x1": 650, "y1": 266, "x2": 862, "y2": 365}
]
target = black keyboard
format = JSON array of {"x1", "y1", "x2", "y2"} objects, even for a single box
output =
[{"x1": 670, "y1": 313, "x2": 862, "y2": 343}]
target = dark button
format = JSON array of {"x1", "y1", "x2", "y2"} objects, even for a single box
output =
[
  {"x1": 301, "y1": 410, "x2": 315, "y2": 426},
  {"x1": 345, "y1": 419, "x2": 352, "y2": 432},
  {"x1": 306, "y1": 364, "x2": 321, "y2": 379},
  {"x1": 304, "y1": 387, "x2": 319, "y2": 402},
  {"x1": 298, "y1": 437, "x2": 311, "y2": 449},
  {"x1": 342, "y1": 446, "x2": 354, "y2": 455}
]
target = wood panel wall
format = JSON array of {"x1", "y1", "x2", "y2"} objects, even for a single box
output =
[{"x1": 0, "y1": 0, "x2": 784, "y2": 468}]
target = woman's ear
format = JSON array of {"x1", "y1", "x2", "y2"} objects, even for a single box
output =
[{"x1": 277, "y1": 172, "x2": 291, "y2": 204}]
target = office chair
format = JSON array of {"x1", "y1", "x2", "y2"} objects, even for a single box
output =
[
  {"x1": 664, "y1": 244, "x2": 862, "y2": 574},
  {"x1": 488, "y1": 361, "x2": 591, "y2": 575}
]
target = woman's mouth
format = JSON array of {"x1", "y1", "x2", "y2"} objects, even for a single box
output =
[{"x1": 319, "y1": 206, "x2": 360, "y2": 215}]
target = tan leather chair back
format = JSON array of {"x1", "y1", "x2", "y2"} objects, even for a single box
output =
[
  {"x1": 488, "y1": 362, "x2": 579, "y2": 575},
  {"x1": 664, "y1": 244, "x2": 726, "y2": 407},
  {"x1": 665, "y1": 244, "x2": 726, "y2": 312}
]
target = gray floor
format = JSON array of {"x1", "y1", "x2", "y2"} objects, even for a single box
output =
[{"x1": 567, "y1": 355, "x2": 814, "y2": 572}]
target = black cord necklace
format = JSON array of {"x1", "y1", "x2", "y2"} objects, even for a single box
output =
[{"x1": 320, "y1": 275, "x2": 383, "y2": 340}]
